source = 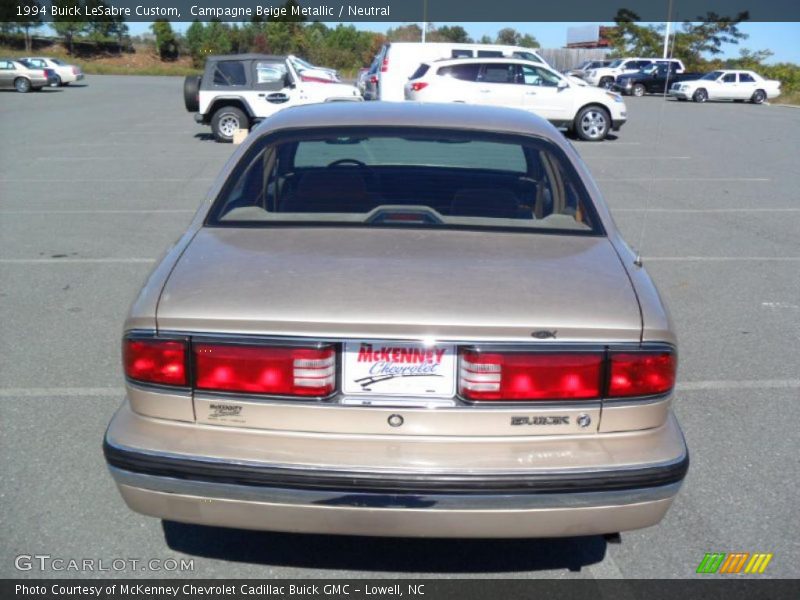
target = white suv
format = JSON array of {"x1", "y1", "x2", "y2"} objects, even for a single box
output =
[
  {"x1": 404, "y1": 58, "x2": 627, "y2": 141},
  {"x1": 585, "y1": 58, "x2": 685, "y2": 88}
]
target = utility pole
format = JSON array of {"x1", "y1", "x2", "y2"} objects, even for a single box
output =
[
  {"x1": 421, "y1": 0, "x2": 427, "y2": 42},
  {"x1": 663, "y1": 0, "x2": 674, "y2": 58}
]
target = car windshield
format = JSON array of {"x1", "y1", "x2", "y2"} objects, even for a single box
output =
[
  {"x1": 208, "y1": 128, "x2": 600, "y2": 235},
  {"x1": 608, "y1": 60, "x2": 624, "y2": 68},
  {"x1": 701, "y1": 71, "x2": 724, "y2": 81}
]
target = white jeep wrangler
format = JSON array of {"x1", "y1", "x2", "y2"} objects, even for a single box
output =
[{"x1": 184, "y1": 54, "x2": 361, "y2": 142}]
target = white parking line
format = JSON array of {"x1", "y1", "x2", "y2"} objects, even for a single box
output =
[
  {"x1": 0, "y1": 209, "x2": 195, "y2": 214},
  {"x1": 0, "y1": 178, "x2": 215, "y2": 182},
  {"x1": 0, "y1": 258, "x2": 155, "y2": 264},
  {"x1": 581, "y1": 156, "x2": 691, "y2": 160},
  {"x1": 615, "y1": 208, "x2": 800, "y2": 213},
  {"x1": 34, "y1": 156, "x2": 202, "y2": 161},
  {"x1": 678, "y1": 379, "x2": 800, "y2": 391},
  {"x1": 0, "y1": 387, "x2": 124, "y2": 397},
  {"x1": 644, "y1": 256, "x2": 800, "y2": 261},
  {"x1": 597, "y1": 177, "x2": 770, "y2": 182}
]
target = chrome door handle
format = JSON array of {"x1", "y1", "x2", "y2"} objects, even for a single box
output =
[
  {"x1": 479, "y1": 89, "x2": 491, "y2": 93},
  {"x1": 525, "y1": 91, "x2": 537, "y2": 95}
]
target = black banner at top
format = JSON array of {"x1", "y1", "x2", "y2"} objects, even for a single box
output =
[{"x1": 8, "y1": 0, "x2": 800, "y2": 22}]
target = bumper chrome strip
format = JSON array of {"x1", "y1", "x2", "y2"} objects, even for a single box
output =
[{"x1": 109, "y1": 466, "x2": 683, "y2": 510}]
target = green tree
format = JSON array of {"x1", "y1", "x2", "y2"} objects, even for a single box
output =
[
  {"x1": 151, "y1": 19, "x2": 177, "y2": 60},
  {"x1": 606, "y1": 9, "x2": 750, "y2": 70},
  {"x1": 52, "y1": 0, "x2": 88, "y2": 55},
  {"x1": 386, "y1": 24, "x2": 422, "y2": 42},
  {"x1": 519, "y1": 33, "x2": 540, "y2": 48},
  {"x1": 478, "y1": 34, "x2": 492, "y2": 44},
  {"x1": 9, "y1": 0, "x2": 44, "y2": 52},
  {"x1": 495, "y1": 27, "x2": 521, "y2": 46},
  {"x1": 185, "y1": 20, "x2": 206, "y2": 67},
  {"x1": 434, "y1": 25, "x2": 471, "y2": 43}
]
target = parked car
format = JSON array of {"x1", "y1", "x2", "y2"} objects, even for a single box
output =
[
  {"x1": 375, "y1": 42, "x2": 549, "y2": 101},
  {"x1": 288, "y1": 55, "x2": 340, "y2": 83},
  {"x1": 20, "y1": 56, "x2": 83, "y2": 86},
  {"x1": 183, "y1": 53, "x2": 361, "y2": 142},
  {"x1": 363, "y1": 59, "x2": 380, "y2": 100},
  {"x1": 103, "y1": 101, "x2": 688, "y2": 538},
  {"x1": 565, "y1": 59, "x2": 612, "y2": 79},
  {"x1": 0, "y1": 58, "x2": 48, "y2": 92},
  {"x1": 613, "y1": 63, "x2": 704, "y2": 97},
  {"x1": 404, "y1": 58, "x2": 626, "y2": 141},
  {"x1": 585, "y1": 58, "x2": 685, "y2": 88},
  {"x1": 18, "y1": 59, "x2": 59, "y2": 87},
  {"x1": 669, "y1": 70, "x2": 781, "y2": 104},
  {"x1": 356, "y1": 67, "x2": 369, "y2": 94}
]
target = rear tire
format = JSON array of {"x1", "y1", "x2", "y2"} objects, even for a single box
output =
[
  {"x1": 632, "y1": 83, "x2": 646, "y2": 97},
  {"x1": 751, "y1": 89, "x2": 767, "y2": 104},
  {"x1": 183, "y1": 75, "x2": 201, "y2": 112},
  {"x1": 211, "y1": 106, "x2": 248, "y2": 143},
  {"x1": 574, "y1": 106, "x2": 611, "y2": 141},
  {"x1": 50, "y1": 75, "x2": 61, "y2": 88},
  {"x1": 692, "y1": 88, "x2": 708, "y2": 103},
  {"x1": 14, "y1": 77, "x2": 31, "y2": 93}
]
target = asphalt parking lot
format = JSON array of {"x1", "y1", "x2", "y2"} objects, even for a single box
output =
[{"x1": 1, "y1": 76, "x2": 798, "y2": 579}]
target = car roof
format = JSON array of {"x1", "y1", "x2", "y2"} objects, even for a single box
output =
[
  {"x1": 255, "y1": 101, "x2": 559, "y2": 141},
  {"x1": 432, "y1": 57, "x2": 548, "y2": 66},
  {"x1": 206, "y1": 54, "x2": 285, "y2": 62}
]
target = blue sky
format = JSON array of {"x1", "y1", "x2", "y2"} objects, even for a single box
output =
[{"x1": 118, "y1": 21, "x2": 800, "y2": 64}]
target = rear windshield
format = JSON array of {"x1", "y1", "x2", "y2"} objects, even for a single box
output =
[
  {"x1": 409, "y1": 63, "x2": 429, "y2": 80},
  {"x1": 208, "y1": 128, "x2": 600, "y2": 235}
]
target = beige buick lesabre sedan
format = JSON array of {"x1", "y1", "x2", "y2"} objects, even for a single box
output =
[{"x1": 104, "y1": 102, "x2": 688, "y2": 538}]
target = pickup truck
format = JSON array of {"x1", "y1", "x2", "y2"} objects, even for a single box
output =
[{"x1": 613, "y1": 65, "x2": 703, "y2": 97}]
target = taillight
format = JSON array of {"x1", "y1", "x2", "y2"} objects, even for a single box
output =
[
  {"x1": 380, "y1": 57, "x2": 389, "y2": 72},
  {"x1": 369, "y1": 75, "x2": 378, "y2": 84},
  {"x1": 409, "y1": 82, "x2": 428, "y2": 92},
  {"x1": 72, "y1": 67, "x2": 79, "y2": 75},
  {"x1": 124, "y1": 338, "x2": 187, "y2": 386},
  {"x1": 459, "y1": 351, "x2": 603, "y2": 401},
  {"x1": 194, "y1": 344, "x2": 335, "y2": 397},
  {"x1": 608, "y1": 352, "x2": 676, "y2": 397}
]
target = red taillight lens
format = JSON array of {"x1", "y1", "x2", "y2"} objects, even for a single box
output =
[
  {"x1": 369, "y1": 75, "x2": 378, "y2": 83},
  {"x1": 608, "y1": 352, "x2": 676, "y2": 397},
  {"x1": 124, "y1": 339, "x2": 187, "y2": 386},
  {"x1": 410, "y1": 82, "x2": 428, "y2": 92},
  {"x1": 460, "y1": 351, "x2": 603, "y2": 401},
  {"x1": 194, "y1": 344, "x2": 335, "y2": 397},
  {"x1": 73, "y1": 67, "x2": 79, "y2": 75},
  {"x1": 380, "y1": 57, "x2": 389, "y2": 72}
]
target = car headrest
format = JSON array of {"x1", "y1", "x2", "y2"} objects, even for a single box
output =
[
  {"x1": 450, "y1": 188, "x2": 524, "y2": 219},
  {"x1": 287, "y1": 169, "x2": 369, "y2": 213}
]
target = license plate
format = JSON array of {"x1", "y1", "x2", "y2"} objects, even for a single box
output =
[{"x1": 342, "y1": 341, "x2": 457, "y2": 398}]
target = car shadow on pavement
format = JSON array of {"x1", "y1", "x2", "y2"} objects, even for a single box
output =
[
  {"x1": 193, "y1": 133, "x2": 216, "y2": 142},
  {"x1": 162, "y1": 521, "x2": 607, "y2": 573}
]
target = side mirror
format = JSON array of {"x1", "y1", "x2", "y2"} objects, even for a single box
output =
[{"x1": 557, "y1": 79, "x2": 569, "y2": 89}]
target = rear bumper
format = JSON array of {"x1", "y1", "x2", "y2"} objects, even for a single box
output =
[{"x1": 104, "y1": 403, "x2": 688, "y2": 537}]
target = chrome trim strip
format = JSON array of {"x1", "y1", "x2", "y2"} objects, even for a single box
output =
[
  {"x1": 109, "y1": 466, "x2": 682, "y2": 510},
  {"x1": 104, "y1": 435, "x2": 688, "y2": 478}
]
